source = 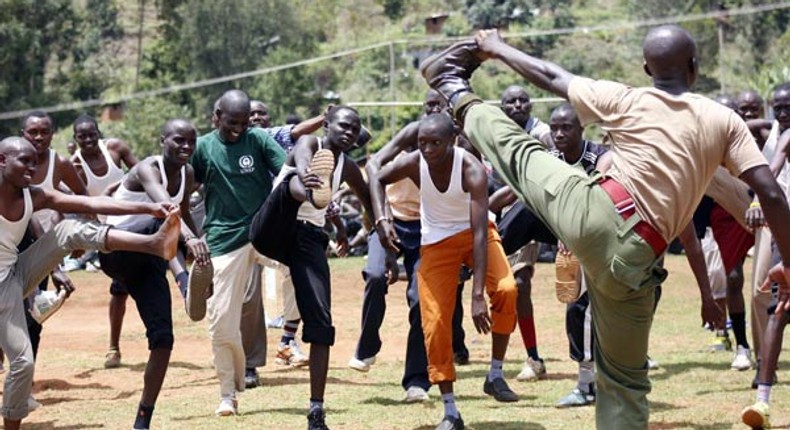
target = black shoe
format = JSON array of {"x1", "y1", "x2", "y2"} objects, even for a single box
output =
[
  {"x1": 483, "y1": 377, "x2": 519, "y2": 402},
  {"x1": 244, "y1": 368, "x2": 260, "y2": 389},
  {"x1": 435, "y1": 414, "x2": 464, "y2": 430},
  {"x1": 307, "y1": 408, "x2": 330, "y2": 430},
  {"x1": 419, "y1": 41, "x2": 482, "y2": 105},
  {"x1": 454, "y1": 352, "x2": 470, "y2": 366}
]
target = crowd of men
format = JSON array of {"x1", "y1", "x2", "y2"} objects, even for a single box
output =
[{"x1": 0, "y1": 24, "x2": 789, "y2": 430}]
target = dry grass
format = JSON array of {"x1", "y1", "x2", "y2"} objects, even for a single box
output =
[{"x1": 7, "y1": 255, "x2": 790, "y2": 429}]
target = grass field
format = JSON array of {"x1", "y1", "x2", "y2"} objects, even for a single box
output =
[{"x1": 7, "y1": 254, "x2": 790, "y2": 429}]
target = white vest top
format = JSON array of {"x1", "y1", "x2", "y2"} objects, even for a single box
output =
[
  {"x1": 763, "y1": 121, "x2": 790, "y2": 197},
  {"x1": 274, "y1": 139, "x2": 345, "y2": 228},
  {"x1": 105, "y1": 156, "x2": 185, "y2": 230},
  {"x1": 0, "y1": 188, "x2": 33, "y2": 282},
  {"x1": 76, "y1": 140, "x2": 125, "y2": 196},
  {"x1": 31, "y1": 149, "x2": 58, "y2": 231},
  {"x1": 420, "y1": 146, "x2": 470, "y2": 245}
]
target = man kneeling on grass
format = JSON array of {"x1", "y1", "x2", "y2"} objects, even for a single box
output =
[{"x1": 370, "y1": 113, "x2": 518, "y2": 430}]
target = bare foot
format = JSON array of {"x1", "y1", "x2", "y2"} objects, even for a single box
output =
[{"x1": 154, "y1": 211, "x2": 181, "y2": 260}]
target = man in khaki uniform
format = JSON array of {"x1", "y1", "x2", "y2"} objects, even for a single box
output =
[{"x1": 419, "y1": 25, "x2": 790, "y2": 429}]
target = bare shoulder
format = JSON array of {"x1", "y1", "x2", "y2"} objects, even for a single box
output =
[{"x1": 103, "y1": 137, "x2": 130, "y2": 151}]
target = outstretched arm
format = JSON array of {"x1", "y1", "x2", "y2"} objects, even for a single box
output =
[
  {"x1": 31, "y1": 187, "x2": 174, "y2": 218},
  {"x1": 476, "y1": 29, "x2": 576, "y2": 99},
  {"x1": 768, "y1": 129, "x2": 790, "y2": 176}
]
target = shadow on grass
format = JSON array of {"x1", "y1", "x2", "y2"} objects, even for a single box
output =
[
  {"x1": 648, "y1": 400, "x2": 682, "y2": 412},
  {"x1": 647, "y1": 360, "x2": 732, "y2": 381},
  {"x1": 33, "y1": 379, "x2": 111, "y2": 392},
  {"x1": 72, "y1": 361, "x2": 204, "y2": 379},
  {"x1": 24, "y1": 422, "x2": 103, "y2": 430},
  {"x1": 414, "y1": 421, "x2": 546, "y2": 430},
  {"x1": 362, "y1": 396, "x2": 440, "y2": 407},
  {"x1": 170, "y1": 406, "x2": 350, "y2": 422},
  {"x1": 648, "y1": 420, "x2": 730, "y2": 429}
]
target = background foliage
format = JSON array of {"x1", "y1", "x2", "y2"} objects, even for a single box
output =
[{"x1": 1, "y1": 0, "x2": 789, "y2": 155}]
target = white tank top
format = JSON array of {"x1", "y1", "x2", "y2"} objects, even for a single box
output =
[
  {"x1": 76, "y1": 140, "x2": 125, "y2": 196},
  {"x1": 105, "y1": 156, "x2": 185, "y2": 230},
  {"x1": 273, "y1": 139, "x2": 345, "y2": 228},
  {"x1": 31, "y1": 149, "x2": 58, "y2": 231},
  {"x1": 420, "y1": 146, "x2": 470, "y2": 245},
  {"x1": 0, "y1": 188, "x2": 33, "y2": 282}
]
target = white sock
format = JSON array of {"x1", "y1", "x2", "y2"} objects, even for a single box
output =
[
  {"x1": 757, "y1": 384, "x2": 771, "y2": 404},
  {"x1": 488, "y1": 359, "x2": 504, "y2": 381},
  {"x1": 442, "y1": 392, "x2": 459, "y2": 418}
]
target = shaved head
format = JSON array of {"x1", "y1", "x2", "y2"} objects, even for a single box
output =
[
  {"x1": 643, "y1": 25, "x2": 697, "y2": 83},
  {"x1": 0, "y1": 136, "x2": 34, "y2": 155},
  {"x1": 419, "y1": 112, "x2": 455, "y2": 137},
  {"x1": 218, "y1": 90, "x2": 251, "y2": 116},
  {"x1": 714, "y1": 94, "x2": 737, "y2": 111},
  {"x1": 161, "y1": 118, "x2": 196, "y2": 136}
]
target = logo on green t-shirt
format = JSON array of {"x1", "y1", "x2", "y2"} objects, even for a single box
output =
[{"x1": 239, "y1": 155, "x2": 255, "y2": 173}]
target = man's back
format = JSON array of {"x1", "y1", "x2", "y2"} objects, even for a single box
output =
[{"x1": 569, "y1": 78, "x2": 765, "y2": 242}]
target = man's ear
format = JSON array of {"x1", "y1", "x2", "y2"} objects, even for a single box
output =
[{"x1": 643, "y1": 61, "x2": 652, "y2": 77}]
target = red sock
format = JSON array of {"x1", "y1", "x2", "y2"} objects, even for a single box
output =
[{"x1": 518, "y1": 316, "x2": 539, "y2": 359}]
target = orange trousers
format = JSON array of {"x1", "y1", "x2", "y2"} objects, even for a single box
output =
[{"x1": 417, "y1": 224, "x2": 517, "y2": 383}]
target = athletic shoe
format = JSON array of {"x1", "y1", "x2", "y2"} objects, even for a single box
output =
[
  {"x1": 275, "y1": 340, "x2": 309, "y2": 367},
  {"x1": 307, "y1": 149, "x2": 335, "y2": 209},
  {"x1": 85, "y1": 260, "x2": 100, "y2": 272},
  {"x1": 435, "y1": 414, "x2": 464, "y2": 430},
  {"x1": 647, "y1": 356, "x2": 660, "y2": 370},
  {"x1": 28, "y1": 395, "x2": 42, "y2": 411},
  {"x1": 215, "y1": 396, "x2": 238, "y2": 416},
  {"x1": 266, "y1": 314, "x2": 285, "y2": 329},
  {"x1": 307, "y1": 408, "x2": 330, "y2": 430},
  {"x1": 732, "y1": 346, "x2": 755, "y2": 371},
  {"x1": 709, "y1": 334, "x2": 732, "y2": 352},
  {"x1": 555, "y1": 252, "x2": 581, "y2": 303},
  {"x1": 104, "y1": 348, "x2": 121, "y2": 369},
  {"x1": 30, "y1": 289, "x2": 67, "y2": 324},
  {"x1": 555, "y1": 388, "x2": 595, "y2": 408},
  {"x1": 404, "y1": 386, "x2": 430, "y2": 403},
  {"x1": 60, "y1": 256, "x2": 84, "y2": 272},
  {"x1": 244, "y1": 368, "x2": 260, "y2": 389},
  {"x1": 741, "y1": 401, "x2": 770, "y2": 429},
  {"x1": 348, "y1": 356, "x2": 376, "y2": 373},
  {"x1": 483, "y1": 377, "x2": 519, "y2": 402},
  {"x1": 186, "y1": 261, "x2": 214, "y2": 322},
  {"x1": 453, "y1": 351, "x2": 470, "y2": 366},
  {"x1": 516, "y1": 357, "x2": 546, "y2": 382}
]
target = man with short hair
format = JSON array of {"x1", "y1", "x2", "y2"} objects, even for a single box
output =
[
  {"x1": 419, "y1": 25, "x2": 790, "y2": 428},
  {"x1": 190, "y1": 89, "x2": 286, "y2": 416},
  {"x1": 499, "y1": 85, "x2": 552, "y2": 148},
  {"x1": 100, "y1": 118, "x2": 210, "y2": 430},
  {"x1": 370, "y1": 112, "x2": 518, "y2": 430},
  {"x1": 250, "y1": 105, "x2": 375, "y2": 430},
  {"x1": 0, "y1": 136, "x2": 180, "y2": 430}
]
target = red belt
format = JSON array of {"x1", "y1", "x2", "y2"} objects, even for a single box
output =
[{"x1": 598, "y1": 178, "x2": 667, "y2": 256}]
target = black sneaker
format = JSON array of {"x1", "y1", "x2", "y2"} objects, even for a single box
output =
[
  {"x1": 307, "y1": 408, "x2": 330, "y2": 430},
  {"x1": 435, "y1": 414, "x2": 464, "y2": 430},
  {"x1": 244, "y1": 368, "x2": 260, "y2": 389},
  {"x1": 483, "y1": 377, "x2": 519, "y2": 402}
]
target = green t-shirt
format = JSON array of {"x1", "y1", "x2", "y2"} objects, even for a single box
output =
[{"x1": 192, "y1": 127, "x2": 286, "y2": 256}]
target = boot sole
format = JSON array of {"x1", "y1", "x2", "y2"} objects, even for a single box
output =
[
  {"x1": 309, "y1": 149, "x2": 335, "y2": 209},
  {"x1": 187, "y1": 261, "x2": 214, "y2": 322}
]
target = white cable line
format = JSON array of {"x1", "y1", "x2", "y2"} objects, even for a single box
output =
[
  {"x1": 348, "y1": 98, "x2": 565, "y2": 107},
  {"x1": 2, "y1": 1, "x2": 788, "y2": 120}
]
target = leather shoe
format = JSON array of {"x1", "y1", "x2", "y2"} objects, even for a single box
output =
[
  {"x1": 483, "y1": 377, "x2": 519, "y2": 402},
  {"x1": 419, "y1": 41, "x2": 482, "y2": 106}
]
